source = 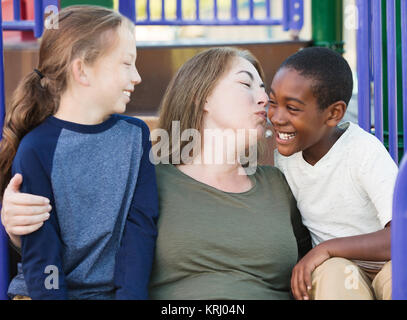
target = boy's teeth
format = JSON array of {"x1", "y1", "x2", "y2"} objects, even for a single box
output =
[{"x1": 278, "y1": 132, "x2": 296, "y2": 140}]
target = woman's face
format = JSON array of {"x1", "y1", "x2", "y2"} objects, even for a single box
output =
[{"x1": 203, "y1": 57, "x2": 269, "y2": 145}]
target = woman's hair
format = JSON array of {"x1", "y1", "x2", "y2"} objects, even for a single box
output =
[
  {"x1": 0, "y1": 6, "x2": 134, "y2": 198},
  {"x1": 155, "y1": 46, "x2": 265, "y2": 164}
]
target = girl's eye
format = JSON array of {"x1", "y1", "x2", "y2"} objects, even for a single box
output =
[
  {"x1": 124, "y1": 62, "x2": 132, "y2": 66},
  {"x1": 241, "y1": 82, "x2": 251, "y2": 88}
]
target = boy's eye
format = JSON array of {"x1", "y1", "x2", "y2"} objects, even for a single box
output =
[
  {"x1": 287, "y1": 105, "x2": 300, "y2": 112},
  {"x1": 269, "y1": 99, "x2": 277, "y2": 105}
]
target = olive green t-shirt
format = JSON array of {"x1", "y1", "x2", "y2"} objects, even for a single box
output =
[{"x1": 149, "y1": 164, "x2": 311, "y2": 300}]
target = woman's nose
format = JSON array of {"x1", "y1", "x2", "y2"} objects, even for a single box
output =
[{"x1": 257, "y1": 89, "x2": 269, "y2": 108}]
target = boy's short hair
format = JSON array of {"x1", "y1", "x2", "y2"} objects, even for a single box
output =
[{"x1": 278, "y1": 47, "x2": 353, "y2": 110}]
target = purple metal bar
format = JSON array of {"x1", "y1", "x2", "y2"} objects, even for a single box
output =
[
  {"x1": 386, "y1": 0, "x2": 398, "y2": 161},
  {"x1": 146, "y1": 0, "x2": 151, "y2": 21},
  {"x1": 401, "y1": 0, "x2": 407, "y2": 155},
  {"x1": 372, "y1": 0, "x2": 383, "y2": 142},
  {"x1": 231, "y1": 0, "x2": 238, "y2": 21},
  {"x1": 161, "y1": 0, "x2": 165, "y2": 21},
  {"x1": 282, "y1": 0, "x2": 290, "y2": 31},
  {"x1": 34, "y1": 0, "x2": 44, "y2": 38},
  {"x1": 290, "y1": 0, "x2": 304, "y2": 31},
  {"x1": 2, "y1": 21, "x2": 35, "y2": 30},
  {"x1": 249, "y1": 0, "x2": 255, "y2": 20},
  {"x1": 115, "y1": 0, "x2": 300, "y2": 29},
  {"x1": 119, "y1": 0, "x2": 135, "y2": 23},
  {"x1": 196, "y1": 0, "x2": 200, "y2": 20},
  {"x1": 392, "y1": 154, "x2": 407, "y2": 299},
  {"x1": 13, "y1": 0, "x2": 21, "y2": 21},
  {"x1": 266, "y1": 0, "x2": 271, "y2": 18},
  {"x1": 0, "y1": 1, "x2": 10, "y2": 301},
  {"x1": 356, "y1": 0, "x2": 371, "y2": 132},
  {"x1": 176, "y1": 0, "x2": 183, "y2": 21},
  {"x1": 133, "y1": 19, "x2": 282, "y2": 26}
]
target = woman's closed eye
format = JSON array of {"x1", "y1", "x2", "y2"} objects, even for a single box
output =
[{"x1": 240, "y1": 82, "x2": 251, "y2": 88}]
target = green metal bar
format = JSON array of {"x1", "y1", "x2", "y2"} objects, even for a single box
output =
[
  {"x1": 311, "y1": 0, "x2": 344, "y2": 54},
  {"x1": 382, "y1": 0, "x2": 404, "y2": 161}
]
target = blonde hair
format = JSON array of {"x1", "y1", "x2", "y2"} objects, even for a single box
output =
[
  {"x1": 156, "y1": 47, "x2": 266, "y2": 164},
  {"x1": 0, "y1": 6, "x2": 134, "y2": 197}
]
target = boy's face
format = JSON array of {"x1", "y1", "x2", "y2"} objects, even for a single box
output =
[{"x1": 268, "y1": 68, "x2": 332, "y2": 157}]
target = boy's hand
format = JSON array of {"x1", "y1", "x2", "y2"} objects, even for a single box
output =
[{"x1": 291, "y1": 244, "x2": 331, "y2": 300}]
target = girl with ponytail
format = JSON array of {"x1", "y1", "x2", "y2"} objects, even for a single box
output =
[{"x1": 0, "y1": 6, "x2": 158, "y2": 300}]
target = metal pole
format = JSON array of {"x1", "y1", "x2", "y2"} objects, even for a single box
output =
[
  {"x1": 311, "y1": 0, "x2": 344, "y2": 53},
  {"x1": 386, "y1": 0, "x2": 398, "y2": 162},
  {"x1": 372, "y1": 0, "x2": 384, "y2": 142},
  {"x1": 356, "y1": 0, "x2": 371, "y2": 132},
  {"x1": 0, "y1": 1, "x2": 10, "y2": 301},
  {"x1": 402, "y1": 0, "x2": 407, "y2": 155},
  {"x1": 392, "y1": 154, "x2": 407, "y2": 299}
]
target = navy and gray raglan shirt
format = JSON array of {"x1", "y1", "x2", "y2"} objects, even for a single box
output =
[{"x1": 8, "y1": 114, "x2": 158, "y2": 300}]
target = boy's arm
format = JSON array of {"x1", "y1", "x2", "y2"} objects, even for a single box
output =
[
  {"x1": 291, "y1": 223, "x2": 391, "y2": 300},
  {"x1": 13, "y1": 147, "x2": 68, "y2": 300},
  {"x1": 114, "y1": 123, "x2": 158, "y2": 300},
  {"x1": 291, "y1": 139, "x2": 397, "y2": 300}
]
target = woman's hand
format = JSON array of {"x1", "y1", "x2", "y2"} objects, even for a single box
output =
[
  {"x1": 291, "y1": 243, "x2": 331, "y2": 300},
  {"x1": 1, "y1": 174, "x2": 51, "y2": 248}
]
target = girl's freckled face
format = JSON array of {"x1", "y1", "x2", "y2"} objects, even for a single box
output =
[{"x1": 87, "y1": 24, "x2": 142, "y2": 115}]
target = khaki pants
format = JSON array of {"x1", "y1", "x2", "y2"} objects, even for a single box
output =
[
  {"x1": 12, "y1": 295, "x2": 32, "y2": 300},
  {"x1": 310, "y1": 257, "x2": 392, "y2": 300}
]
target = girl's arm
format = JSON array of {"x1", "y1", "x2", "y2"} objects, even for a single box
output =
[
  {"x1": 114, "y1": 122, "x2": 159, "y2": 300},
  {"x1": 12, "y1": 144, "x2": 67, "y2": 300}
]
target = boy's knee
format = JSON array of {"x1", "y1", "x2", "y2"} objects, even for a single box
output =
[
  {"x1": 313, "y1": 257, "x2": 352, "y2": 277},
  {"x1": 372, "y1": 260, "x2": 392, "y2": 300},
  {"x1": 311, "y1": 258, "x2": 374, "y2": 300}
]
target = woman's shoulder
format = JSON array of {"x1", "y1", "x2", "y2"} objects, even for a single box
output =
[{"x1": 255, "y1": 165, "x2": 285, "y2": 180}]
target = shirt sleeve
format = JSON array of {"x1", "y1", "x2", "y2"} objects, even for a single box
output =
[
  {"x1": 353, "y1": 136, "x2": 398, "y2": 228},
  {"x1": 114, "y1": 122, "x2": 159, "y2": 300},
  {"x1": 13, "y1": 144, "x2": 68, "y2": 300}
]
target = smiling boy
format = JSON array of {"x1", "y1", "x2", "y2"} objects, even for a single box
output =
[{"x1": 268, "y1": 47, "x2": 398, "y2": 300}]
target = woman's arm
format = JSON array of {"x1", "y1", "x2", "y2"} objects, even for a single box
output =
[{"x1": 1, "y1": 174, "x2": 51, "y2": 249}]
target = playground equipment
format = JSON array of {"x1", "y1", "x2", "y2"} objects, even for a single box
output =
[{"x1": 0, "y1": 0, "x2": 406, "y2": 300}]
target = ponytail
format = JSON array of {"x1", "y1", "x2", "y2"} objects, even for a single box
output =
[{"x1": 0, "y1": 70, "x2": 57, "y2": 199}]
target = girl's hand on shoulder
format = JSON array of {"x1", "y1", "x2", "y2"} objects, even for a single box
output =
[
  {"x1": 291, "y1": 243, "x2": 331, "y2": 300},
  {"x1": 1, "y1": 174, "x2": 51, "y2": 248}
]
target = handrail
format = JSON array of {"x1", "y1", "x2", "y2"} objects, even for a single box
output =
[{"x1": 118, "y1": 0, "x2": 304, "y2": 31}]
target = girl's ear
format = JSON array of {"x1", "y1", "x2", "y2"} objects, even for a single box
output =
[
  {"x1": 325, "y1": 101, "x2": 347, "y2": 127},
  {"x1": 71, "y1": 58, "x2": 90, "y2": 86}
]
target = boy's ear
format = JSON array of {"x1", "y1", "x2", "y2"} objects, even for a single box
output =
[
  {"x1": 325, "y1": 101, "x2": 346, "y2": 127},
  {"x1": 71, "y1": 58, "x2": 90, "y2": 86}
]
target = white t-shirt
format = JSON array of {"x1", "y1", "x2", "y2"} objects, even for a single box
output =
[{"x1": 274, "y1": 122, "x2": 398, "y2": 270}]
